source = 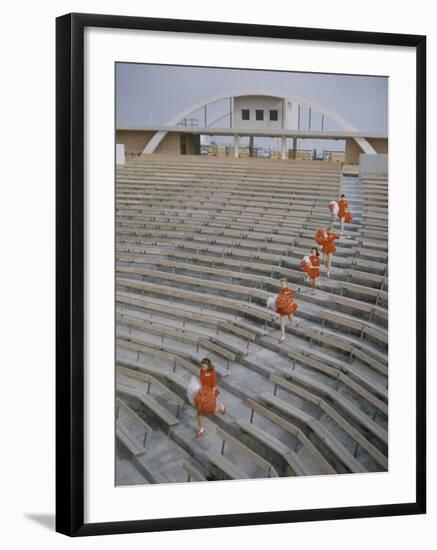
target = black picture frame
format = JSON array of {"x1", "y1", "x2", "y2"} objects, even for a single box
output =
[{"x1": 56, "y1": 12, "x2": 426, "y2": 537}]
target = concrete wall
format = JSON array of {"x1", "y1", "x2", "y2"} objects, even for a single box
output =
[
  {"x1": 368, "y1": 138, "x2": 388, "y2": 155},
  {"x1": 154, "y1": 132, "x2": 181, "y2": 154},
  {"x1": 116, "y1": 144, "x2": 125, "y2": 165},
  {"x1": 233, "y1": 96, "x2": 291, "y2": 130},
  {"x1": 155, "y1": 133, "x2": 199, "y2": 155},
  {"x1": 116, "y1": 130, "x2": 155, "y2": 157},
  {"x1": 116, "y1": 130, "x2": 200, "y2": 157},
  {"x1": 345, "y1": 139, "x2": 361, "y2": 164},
  {"x1": 359, "y1": 154, "x2": 388, "y2": 177},
  {"x1": 117, "y1": 129, "x2": 385, "y2": 162},
  {"x1": 345, "y1": 137, "x2": 388, "y2": 164}
]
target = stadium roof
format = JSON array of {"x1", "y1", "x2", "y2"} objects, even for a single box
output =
[{"x1": 117, "y1": 126, "x2": 388, "y2": 140}]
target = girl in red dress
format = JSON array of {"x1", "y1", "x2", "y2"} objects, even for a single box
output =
[
  {"x1": 194, "y1": 358, "x2": 226, "y2": 439},
  {"x1": 275, "y1": 278, "x2": 299, "y2": 343},
  {"x1": 338, "y1": 194, "x2": 350, "y2": 234},
  {"x1": 320, "y1": 225, "x2": 340, "y2": 278},
  {"x1": 308, "y1": 247, "x2": 321, "y2": 294}
]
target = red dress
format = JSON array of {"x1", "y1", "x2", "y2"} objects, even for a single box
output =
[
  {"x1": 321, "y1": 233, "x2": 339, "y2": 254},
  {"x1": 309, "y1": 255, "x2": 320, "y2": 279},
  {"x1": 194, "y1": 369, "x2": 219, "y2": 415},
  {"x1": 338, "y1": 199, "x2": 348, "y2": 218},
  {"x1": 275, "y1": 288, "x2": 298, "y2": 316}
]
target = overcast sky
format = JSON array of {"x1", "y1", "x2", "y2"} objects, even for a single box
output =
[{"x1": 116, "y1": 63, "x2": 388, "y2": 134}]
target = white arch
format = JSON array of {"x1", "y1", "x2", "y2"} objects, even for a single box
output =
[{"x1": 143, "y1": 89, "x2": 376, "y2": 155}]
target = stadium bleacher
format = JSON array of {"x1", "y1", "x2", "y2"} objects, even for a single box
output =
[{"x1": 114, "y1": 154, "x2": 388, "y2": 483}]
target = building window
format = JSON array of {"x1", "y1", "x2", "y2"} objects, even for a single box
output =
[
  {"x1": 269, "y1": 109, "x2": 278, "y2": 121},
  {"x1": 242, "y1": 109, "x2": 250, "y2": 120},
  {"x1": 256, "y1": 109, "x2": 264, "y2": 121}
]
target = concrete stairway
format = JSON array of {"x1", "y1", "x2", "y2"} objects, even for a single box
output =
[{"x1": 114, "y1": 155, "x2": 388, "y2": 484}]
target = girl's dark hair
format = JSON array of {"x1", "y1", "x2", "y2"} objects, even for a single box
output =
[
  {"x1": 341, "y1": 194, "x2": 345, "y2": 198},
  {"x1": 200, "y1": 357, "x2": 214, "y2": 372},
  {"x1": 311, "y1": 247, "x2": 320, "y2": 257}
]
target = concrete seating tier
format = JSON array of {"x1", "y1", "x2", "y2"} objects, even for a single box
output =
[
  {"x1": 115, "y1": 155, "x2": 388, "y2": 483},
  {"x1": 116, "y1": 397, "x2": 152, "y2": 456},
  {"x1": 182, "y1": 461, "x2": 207, "y2": 482},
  {"x1": 269, "y1": 374, "x2": 387, "y2": 467}
]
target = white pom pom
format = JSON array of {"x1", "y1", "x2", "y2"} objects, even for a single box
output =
[
  {"x1": 328, "y1": 200, "x2": 339, "y2": 216},
  {"x1": 187, "y1": 376, "x2": 201, "y2": 405}
]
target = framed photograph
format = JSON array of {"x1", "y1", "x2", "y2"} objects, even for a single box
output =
[{"x1": 56, "y1": 12, "x2": 426, "y2": 536}]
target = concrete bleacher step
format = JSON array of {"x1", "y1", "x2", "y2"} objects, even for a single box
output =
[
  {"x1": 285, "y1": 349, "x2": 388, "y2": 414},
  {"x1": 115, "y1": 454, "x2": 149, "y2": 486},
  {"x1": 182, "y1": 461, "x2": 208, "y2": 482},
  {"x1": 116, "y1": 277, "x2": 276, "y2": 325},
  {"x1": 236, "y1": 418, "x2": 312, "y2": 476},
  {"x1": 259, "y1": 393, "x2": 367, "y2": 474},
  {"x1": 319, "y1": 309, "x2": 388, "y2": 347},
  {"x1": 215, "y1": 425, "x2": 280, "y2": 478},
  {"x1": 132, "y1": 429, "x2": 209, "y2": 484},
  {"x1": 117, "y1": 366, "x2": 185, "y2": 408},
  {"x1": 271, "y1": 371, "x2": 386, "y2": 441},
  {"x1": 170, "y1": 416, "x2": 271, "y2": 481},
  {"x1": 117, "y1": 337, "x2": 202, "y2": 377},
  {"x1": 205, "y1": 450, "x2": 251, "y2": 480},
  {"x1": 244, "y1": 398, "x2": 336, "y2": 475},
  {"x1": 116, "y1": 358, "x2": 188, "y2": 403},
  {"x1": 275, "y1": 358, "x2": 388, "y2": 417},
  {"x1": 119, "y1": 336, "x2": 384, "y2": 478},
  {"x1": 116, "y1": 425, "x2": 145, "y2": 457},
  {"x1": 268, "y1": 374, "x2": 387, "y2": 465},
  {"x1": 115, "y1": 156, "x2": 388, "y2": 483},
  {"x1": 116, "y1": 289, "x2": 269, "y2": 340},
  {"x1": 117, "y1": 311, "x2": 247, "y2": 360},
  {"x1": 305, "y1": 325, "x2": 387, "y2": 364},
  {"x1": 117, "y1": 375, "x2": 181, "y2": 430},
  {"x1": 116, "y1": 335, "x2": 231, "y2": 379},
  {"x1": 116, "y1": 397, "x2": 152, "y2": 452}
]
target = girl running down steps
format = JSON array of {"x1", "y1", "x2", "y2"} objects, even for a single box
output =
[
  {"x1": 318, "y1": 225, "x2": 341, "y2": 279},
  {"x1": 300, "y1": 249, "x2": 321, "y2": 294},
  {"x1": 192, "y1": 358, "x2": 226, "y2": 439},
  {"x1": 275, "y1": 278, "x2": 299, "y2": 344},
  {"x1": 338, "y1": 194, "x2": 352, "y2": 234},
  {"x1": 328, "y1": 195, "x2": 352, "y2": 235},
  {"x1": 308, "y1": 247, "x2": 321, "y2": 294}
]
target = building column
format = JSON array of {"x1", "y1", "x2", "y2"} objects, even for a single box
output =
[
  {"x1": 282, "y1": 98, "x2": 288, "y2": 130},
  {"x1": 234, "y1": 135, "x2": 240, "y2": 158},
  {"x1": 249, "y1": 135, "x2": 254, "y2": 157},
  {"x1": 281, "y1": 136, "x2": 287, "y2": 160},
  {"x1": 292, "y1": 137, "x2": 297, "y2": 160}
]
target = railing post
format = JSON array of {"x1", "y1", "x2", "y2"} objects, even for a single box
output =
[{"x1": 354, "y1": 442, "x2": 360, "y2": 458}]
